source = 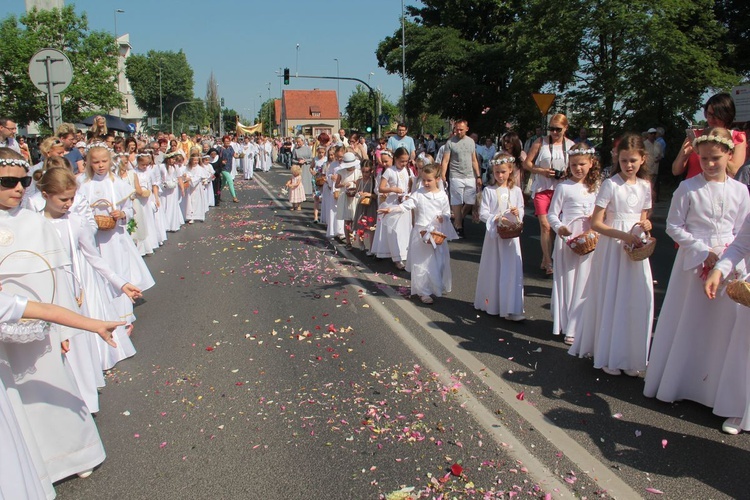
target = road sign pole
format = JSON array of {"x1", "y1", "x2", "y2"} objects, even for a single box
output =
[{"x1": 43, "y1": 56, "x2": 62, "y2": 130}]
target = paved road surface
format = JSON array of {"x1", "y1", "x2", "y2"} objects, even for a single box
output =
[{"x1": 56, "y1": 165, "x2": 750, "y2": 499}]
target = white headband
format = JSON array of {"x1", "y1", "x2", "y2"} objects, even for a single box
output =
[
  {"x1": 568, "y1": 148, "x2": 596, "y2": 156},
  {"x1": 693, "y1": 134, "x2": 734, "y2": 151},
  {"x1": 85, "y1": 142, "x2": 113, "y2": 154},
  {"x1": 490, "y1": 156, "x2": 515, "y2": 166},
  {"x1": 0, "y1": 158, "x2": 30, "y2": 169}
]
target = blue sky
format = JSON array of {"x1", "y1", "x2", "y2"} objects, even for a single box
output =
[{"x1": 1, "y1": 0, "x2": 410, "y2": 121}]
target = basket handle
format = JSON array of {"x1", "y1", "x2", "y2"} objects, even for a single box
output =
[
  {"x1": 90, "y1": 198, "x2": 114, "y2": 212},
  {"x1": 0, "y1": 249, "x2": 57, "y2": 304},
  {"x1": 564, "y1": 216, "x2": 592, "y2": 242}
]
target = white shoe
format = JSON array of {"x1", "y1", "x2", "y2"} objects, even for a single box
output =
[
  {"x1": 601, "y1": 367, "x2": 622, "y2": 376},
  {"x1": 394, "y1": 262, "x2": 405, "y2": 270},
  {"x1": 420, "y1": 295, "x2": 433, "y2": 304},
  {"x1": 77, "y1": 469, "x2": 94, "y2": 478},
  {"x1": 722, "y1": 417, "x2": 743, "y2": 435},
  {"x1": 505, "y1": 314, "x2": 526, "y2": 322},
  {"x1": 623, "y1": 369, "x2": 644, "y2": 378}
]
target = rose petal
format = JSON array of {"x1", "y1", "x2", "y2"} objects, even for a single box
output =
[{"x1": 450, "y1": 463, "x2": 463, "y2": 476}]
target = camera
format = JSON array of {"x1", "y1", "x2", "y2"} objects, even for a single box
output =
[{"x1": 553, "y1": 168, "x2": 565, "y2": 179}]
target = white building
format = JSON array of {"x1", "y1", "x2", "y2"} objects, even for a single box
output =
[
  {"x1": 25, "y1": 0, "x2": 63, "y2": 10},
  {"x1": 112, "y1": 33, "x2": 147, "y2": 130}
]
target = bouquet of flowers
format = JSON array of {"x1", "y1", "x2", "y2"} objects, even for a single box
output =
[{"x1": 127, "y1": 218, "x2": 138, "y2": 235}]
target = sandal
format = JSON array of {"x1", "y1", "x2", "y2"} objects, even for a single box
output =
[
  {"x1": 545, "y1": 264, "x2": 554, "y2": 275},
  {"x1": 420, "y1": 295, "x2": 434, "y2": 304},
  {"x1": 564, "y1": 336, "x2": 575, "y2": 345}
]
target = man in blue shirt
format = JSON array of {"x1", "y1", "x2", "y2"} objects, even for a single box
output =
[
  {"x1": 57, "y1": 123, "x2": 84, "y2": 173},
  {"x1": 386, "y1": 123, "x2": 416, "y2": 160}
]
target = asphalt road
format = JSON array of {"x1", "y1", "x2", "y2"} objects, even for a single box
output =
[{"x1": 55, "y1": 165, "x2": 750, "y2": 500}]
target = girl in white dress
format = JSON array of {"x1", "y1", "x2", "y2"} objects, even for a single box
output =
[
  {"x1": 134, "y1": 154, "x2": 161, "y2": 252},
  {"x1": 149, "y1": 156, "x2": 168, "y2": 245},
  {"x1": 646, "y1": 128, "x2": 750, "y2": 431},
  {"x1": 706, "y1": 213, "x2": 750, "y2": 434},
  {"x1": 77, "y1": 144, "x2": 155, "y2": 340},
  {"x1": 334, "y1": 152, "x2": 363, "y2": 249},
  {"x1": 182, "y1": 153, "x2": 209, "y2": 223},
  {"x1": 325, "y1": 147, "x2": 345, "y2": 239},
  {"x1": 202, "y1": 155, "x2": 216, "y2": 207},
  {"x1": 374, "y1": 147, "x2": 414, "y2": 270},
  {"x1": 40, "y1": 167, "x2": 143, "y2": 409},
  {"x1": 0, "y1": 148, "x2": 107, "y2": 483},
  {"x1": 311, "y1": 146, "x2": 327, "y2": 224},
  {"x1": 379, "y1": 165, "x2": 457, "y2": 303},
  {"x1": 242, "y1": 137, "x2": 254, "y2": 180},
  {"x1": 0, "y1": 291, "x2": 122, "y2": 500},
  {"x1": 473, "y1": 154, "x2": 526, "y2": 321},
  {"x1": 547, "y1": 145, "x2": 601, "y2": 344},
  {"x1": 568, "y1": 133, "x2": 654, "y2": 376},
  {"x1": 160, "y1": 153, "x2": 184, "y2": 231}
]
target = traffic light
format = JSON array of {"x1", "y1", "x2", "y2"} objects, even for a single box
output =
[
  {"x1": 365, "y1": 113, "x2": 373, "y2": 134},
  {"x1": 283, "y1": 68, "x2": 290, "y2": 85},
  {"x1": 220, "y1": 98, "x2": 224, "y2": 106}
]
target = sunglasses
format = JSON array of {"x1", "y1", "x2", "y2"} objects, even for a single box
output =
[
  {"x1": 0, "y1": 176, "x2": 32, "y2": 189},
  {"x1": 549, "y1": 127, "x2": 563, "y2": 133}
]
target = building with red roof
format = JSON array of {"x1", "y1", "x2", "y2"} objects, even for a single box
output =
[{"x1": 281, "y1": 89, "x2": 340, "y2": 139}]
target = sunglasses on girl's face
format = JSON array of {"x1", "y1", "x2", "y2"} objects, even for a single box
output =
[
  {"x1": 0, "y1": 176, "x2": 32, "y2": 188},
  {"x1": 549, "y1": 127, "x2": 563, "y2": 133}
]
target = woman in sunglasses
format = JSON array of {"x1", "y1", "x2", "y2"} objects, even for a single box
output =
[
  {"x1": 0, "y1": 147, "x2": 108, "y2": 483},
  {"x1": 523, "y1": 114, "x2": 574, "y2": 275}
]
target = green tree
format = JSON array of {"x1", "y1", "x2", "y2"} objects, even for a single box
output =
[
  {"x1": 714, "y1": 0, "x2": 750, "y2": 79},
  {"x1": 205, "y1": 72, "x2": 221, "y2": 133},
  {"x1": 258, "y1": 99, "x2": 276, "y2": 136},
  {"x1": 125, "y1": 50, "x2": 195, "y2": 125},
  {"x1": 377, "y1": 0, "x2": 740, "y2": 159},
  {"x1": 0, "y1": 6, "x2": 121, "y2": 126},
  {"x1": 344, "y1": 85, "x2": 399, "y2": 135}
]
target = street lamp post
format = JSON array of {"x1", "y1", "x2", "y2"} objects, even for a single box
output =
[
  {"x1": 401, "y1": 0, "x2": 406, "y2": 121},
  {"x1": 158, "y1": 65, "x2": 163, "y2": 126},
  {"x1": 267, "y1": 83, "x2": 272, "y2": 136},
  {"x1": 295, "y1": 44, "x2": 300, "y2": 77},
  {"x1": 171, "y1": 100, "x2": 203, "y2": 135},
  {"x1": 114, "y1": 9, "x2": 125, "y2": 118},
  {"x1": 334, "y1": 58, "x2": 340, "y2": 115}
]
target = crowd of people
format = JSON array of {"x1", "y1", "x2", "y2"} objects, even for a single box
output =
[
  {"x1": 1, "y1": 89, "x2": 750, "y2": 498},
  {"x1": 283, "y1": 96, "x2": 750, "y2": 439},
  {"x1": 0, "y1": 113, "x2": 282, "y2": 498}
]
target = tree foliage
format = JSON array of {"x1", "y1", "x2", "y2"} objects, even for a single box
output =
[
  {"x1": 125, "y1": 49, "x2": 195, "y2": 123},
  {"x1": 205, "y1": 72, "x2": 220, "y2": 132},
  {"x1": 345, "y1": 85, "x2": 399, "y2": 134},
  {"x1": 376, "y1": 0, "x2": 742, "y2": 152},
  {"x1": 714, "y1": 0, "x2": 750, "y2": 80},
  {"x1": 0, "y1": 6, "x2": 121, "y2": 126}
]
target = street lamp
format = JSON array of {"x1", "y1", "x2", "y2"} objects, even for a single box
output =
[
  {"x1": 334, "y1": 58, "x2": 340, "y2": 115},
  {"x1": 114, "y1": 9, "x2": 124, "y2": 40},
  {"x1": 114, "y1": 9, "x2": 125, "y2": 118},
  {"x1": 158, "y1": 65, "x2": 163, "y2": 125},
  {"x1": 295, "y1": 44, "x2": 300, "y2": 77},
  {"x1": 401, "y1": 0, "x2": 406, "y2": 121},
  {"x1": 368, "y1": 72, "x2": 374, "y2": 85},
  {"x1": 267, "y1": 83, "x2": 272, "y2": 136}
]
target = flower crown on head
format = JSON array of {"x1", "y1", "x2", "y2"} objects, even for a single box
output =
[
  {"x1": 135, "y1": 153, "x2": 152, "y2": 158},
  {"x1": 0, "y1": 157, "x2": 30, "y2": 170},
  {"x1": 85, "y1": 142, "x2": 113, "y2": 154},
  {"x1": 693, "y1": 134, "x2": 735, "y2": 151},
  {"x1": 568, "y1": 147, "x2": 597, "y2": 156},
  {"x1": 490, "y1": 156, "x2": 515, "y2": 166}
]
